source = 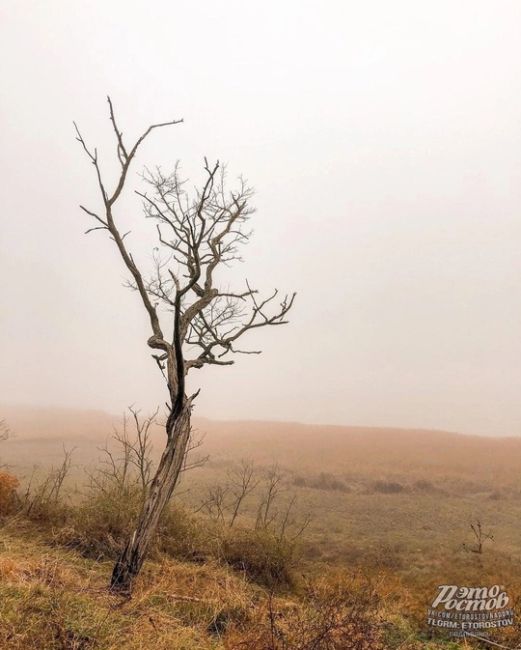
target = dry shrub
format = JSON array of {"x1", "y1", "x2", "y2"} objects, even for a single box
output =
[
  {"x1": 52, "y1": 441, "x2": 299, "y2": 588},
  {"x1": 56, "y1": 456, "x2": 300, "y2": 588},
  {"x1": 55, "y1": 484, "x2": 142, "y2": 559},
  {"x1": 21, "y1": 450, "x2": 74, "y2": 524},
  {"x1": 293, "y1": 473, "x2": 349, "y2": 493},
  {"x1": 197, "y1": 463, "x2": 307, "y2": 587},
  {"x1": 372, "y1": 480, "x2": 406, "y2": 494},
  {"x1": 228, "y1": 572, "x2": 383, "y2": 649},
  {"x1": 412, "y1": 479, "x2": 435, "y2": 492},
  {"x1": 57, "y1": 482, "x2": 212, "y2": 565},
  {"x1": 220, "y1": 527, "x2": 297, "y2": 588},
  {"x1": 58, "y1": 486, "x2": 298, "y2": 588},
  {"x1": 60, "y1": 498, "x2": 297, "y2": 588},
  {"x1": 158, "y1": 506, "x2": 216, "y2": 562},
  {"x1": 55, "y1": 409, "x2": 193, "y2": 561},
  {"x1": 0, "y1": 471, "x2": 19, "y2": 516}
]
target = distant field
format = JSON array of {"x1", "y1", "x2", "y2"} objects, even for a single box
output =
[{"x1": 2, "y1": 404, "x2": 521, "y2": 585}]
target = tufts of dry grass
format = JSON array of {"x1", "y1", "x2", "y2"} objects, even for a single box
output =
[
  {"x1": 219, "y1": 527, "x2": 297, "y2": 589},
  {"x1": 0, "y1": 530, "x2": 382, "y2": 650},
  {"x1": 0, "y1": 472, "x2": 19, "y2": 517},
  {"x1": 0, "y1": 530, "x2": 247, "y2": 649},
  {"x1": 0, "y1": 524, "x2": 488, "y2": 650},
  {"x1": 225, "y1": 571, "x2": 384, "y2": 650}
]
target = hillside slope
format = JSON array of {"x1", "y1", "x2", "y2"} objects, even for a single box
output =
[{"x1": 2, "y1": 404, "x2": 521, "y2": 485}]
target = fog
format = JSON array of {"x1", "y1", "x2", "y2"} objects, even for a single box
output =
[{"x1": 1, "y1": 0, "x2": 520, "y2": 435}]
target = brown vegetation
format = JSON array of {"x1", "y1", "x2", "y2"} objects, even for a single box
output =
[
  {"x1": 0, "y1": 472, "x2": 19, "y2": 516},
  {"x1": 3, "y1": 408, "x2": 521, "y2": 647}
]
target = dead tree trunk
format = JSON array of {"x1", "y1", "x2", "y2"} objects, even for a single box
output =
[
  {"x1": 110, "y1": 402, "x2": 191, "y2": 592},
  {"x1": 75, "y1": 98, "x2": 295, "y2": 593}
]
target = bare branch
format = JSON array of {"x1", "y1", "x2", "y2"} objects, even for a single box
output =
[{"x1": 76, "y1": 100, "x2": 296, "y2": 592}]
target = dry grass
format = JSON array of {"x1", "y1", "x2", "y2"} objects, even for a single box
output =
[
  {"x1": 0, "y1": 526, "x2": 346, "y2": 650},
  {"x1": 0, "y1": 472, "x2": 19, "y2": 516},
  {"x1": 0, "y1": 529, "x2": 249, "y2": 649},
  {"x1": 0, "y1": 522, "x2": 494, "y2": 650},
  {"x1": 52, "y1": 481, "x2": 301, "y2": 589},
  {"x1": 4, "y1": 409, "x2": 521, "y2": 648}
]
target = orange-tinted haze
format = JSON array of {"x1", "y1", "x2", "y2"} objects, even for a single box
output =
[{"x1": 0, "y1": 1, "x2": 520, "y2": 435}]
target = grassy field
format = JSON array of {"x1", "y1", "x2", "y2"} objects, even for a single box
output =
[{"x1": 1, "y1": 405, "x2": 521, "y2": 648}]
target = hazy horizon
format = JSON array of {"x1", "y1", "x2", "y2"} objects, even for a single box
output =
[
  {"x1": 1, "y1": 1, "x2": 521, "y2": 436},
  {"x1": 0, "y1": 401, "x2": 516, "y2": 439},
  {"x1": 0, "y1": 402, "x2": 498, "y2": 438}
]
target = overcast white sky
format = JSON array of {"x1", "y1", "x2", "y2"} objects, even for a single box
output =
[{"x1": 1, "y1": 0, "x2": 520, "y2": 435}]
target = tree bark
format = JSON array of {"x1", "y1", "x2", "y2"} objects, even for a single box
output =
[{"x1": 110, "y1": 402, "x2": 191, "y2": 592}]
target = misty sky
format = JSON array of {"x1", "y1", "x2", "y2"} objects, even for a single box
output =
[{"x1": 1, "y1": 1, "x2": 520, "y2": 435}]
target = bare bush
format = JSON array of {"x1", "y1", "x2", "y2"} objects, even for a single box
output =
[
  {"x1": 21, "y1": 448, "x2": 74, "y2": 523},
  {"x1": 198, "y1": 460, "x2": 260, "y2": 527},
  {"x1": 199, "y1": 484, "x2": 230, "y2": 524},
  {"x1": 231, "y1": 573, "x2": 383, "y2": 649},
  {"x1": 196, "y1": 463, "x2": 310, "y2": 586},
  {"x1": 87, "y1": 407, "x2": 159, "y2": 499},
  {"x1": 462, "y1": 519, "x2": 494, "y2": 554},
  {"x1": 199, "y1": 463, "x2": 309, "y2": 541},
  {"x1": 256, "y1": 465, "x2": 284, "y2": 530},
  {"x1": 228, "y1": 460, "x2": 260, "y2": 527}
]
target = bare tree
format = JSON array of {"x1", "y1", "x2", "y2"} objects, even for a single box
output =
[
  {"x1": 22, "y1": 447, "x2": 74, "y2": 519},
  {"x1": 195, "y1": 461, "x2": 310, "y2": 546},
  {"x1": 256, "y1": 464, "x2": 284, "y2": 529},
  {"x1": 75, "y1": 98, "x2": 296, "y2": 592},
  {"x1": 228, "y1": 460, "x2": 260, "y2": 527},
  {"x1": 199, "y1": 484, "x2": 229, "y2": 524},
  {"x1": 88, "y1": 407, "x2": 158, "y2": 497},
  {"x1": 122, "y1": 407, "x2": 157, "y2": 494},
  {"x1": 462, "y1": 519, "x2": 494, "y2": 555},
  {"x1": 196, "y1": 460, "x2": 260, "y2": 525}
]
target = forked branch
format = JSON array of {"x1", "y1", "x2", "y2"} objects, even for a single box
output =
[{"x1": 75, "y1": 99, "x2": 295, "y2": 410}]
